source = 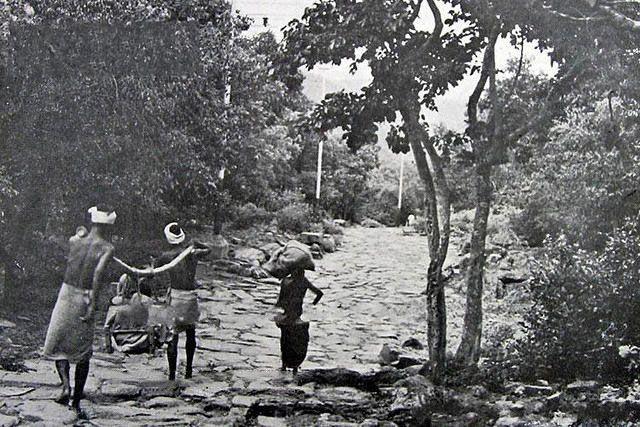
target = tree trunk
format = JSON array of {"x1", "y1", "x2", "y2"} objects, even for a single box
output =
[
  {"x1": 400, "y1": 100, "x2": 449, "y2": 382},
  {"x1": 455, "y1": 162, "x2": 492, "y2": 364},
  {"x1": 456, "y1": 24, "x2": 500, "y2": 366}
]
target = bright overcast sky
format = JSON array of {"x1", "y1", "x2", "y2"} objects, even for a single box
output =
[{"x1": 236, "y1": 0, "x2": 555, "y2": 132}]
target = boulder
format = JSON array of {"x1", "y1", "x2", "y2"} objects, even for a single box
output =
[
  {"x1": 323, "y1": 219, "x2": 345, "y2": 235},
  {"x1": 378, "y1": 343, "x2": 400, "y2": 365},
  {"x1": 401, "y1": 338, "x2": 424, "y2": 350},
  {"x1": 566, "y1": 380, "x2": 599, "y2": 393},
  {"x1": 359, "y1": 420, "x2": 398, "y2": 427},
  {"x1": 378, "y1": 343, "x2": 427, "y2": 369},
  {"x1": 208, "y1": 234, "x2": 229, "y2": 259},
  {"x1": 310, "y1": 243, "x2": 324, "y2": 260},
  {"x1": 0, "y1": 414, "x2": 18, "y2": 427},
  {"x1": 361, "y1": 218, "x2": 383, "y2": 228},
  {"x1": 231, "y1": 395, "x2": 259, "y2": 407},
  {"x1": 100, "y1": 382, "x2": 141, "y2": 399},
  {"x1": 467, "y1": 385, "x2": 489, "y2": 399},
  {"x1": 260, "y1": 242, "x2": 282, "y2": 258},
  {"x1": 257, "y1": 416, "x2": 288, "y2": 427},
  {"x1": 229, "y1": 237, "x2": 243, "y2": 245},
  {"x1": 141, "y1": 396, "x2": 184, "y2": 409},
  {"x1": 495, "y1": 416, "x2": 525, "y2": 427},
  {"x1": 321, "y1": 235, "x2": 337, "y2": 253},
  {"x1": 233, "y1": 247, "x2": 266, "y2": 265},
  {"x1": 522, "y1": 384, "x2": 554, "y2": 396},
  {"x1": 299, "y1": 232, "x2": 324, "y2": 245}
]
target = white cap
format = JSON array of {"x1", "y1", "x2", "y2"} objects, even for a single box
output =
[
  {"x1": 164, "y1": 222, "x2": 185, "y2": 245},
  {"x1": 88, "y1": 206, "x2": 117, "y2": 225}
]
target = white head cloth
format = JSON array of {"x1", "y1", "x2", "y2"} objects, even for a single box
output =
[
  {"x1": 164, "y1": 222, "x2": 185, "y2": 245},
  {"x1": 88, "y1": 206, "x2": 117, "y2": 225}
]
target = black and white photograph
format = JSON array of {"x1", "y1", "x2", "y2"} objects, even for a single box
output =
[{"x1": 1, "y1": 0, "x2": 639, "y2": 425}]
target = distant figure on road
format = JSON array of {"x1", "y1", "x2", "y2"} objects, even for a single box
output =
[
  {"x1": 263, "y1": 241, "x2": 322, "y2": 373},
  {"x1": 43, "y1": 206, "x2": 116, "y2": 416},
  {"x1": 155, "y1": 222, "x2": 210, "y2": 380},
  {"x1": 274, "y1": 268, "x2": 323, "y2": 374},
  {"x1": 406, "y1": 214, "x2": 416, "y2": 227}
]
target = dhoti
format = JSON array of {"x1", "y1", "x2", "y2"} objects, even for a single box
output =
[
  {"x1": 277, "y1": 320, "x2": 310, "y2": 369},
  {"x1": 43, "y1": 283, "x2": 94, "y2": 363},
  {"x1": 169, "y1": 289, "x2": 200, "y2": 332}
]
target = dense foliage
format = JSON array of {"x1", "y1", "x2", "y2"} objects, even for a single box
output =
[
  {"x1": 0, "y1": 0, "x2": 392, "y2": 290},
  {"x1": 518, "y1": 220, "x2": 640, "y2": 381}
]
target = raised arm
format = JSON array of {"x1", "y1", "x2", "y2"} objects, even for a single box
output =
[
  {"x1": 307, "y1": 281, "x2": 324, "y2": 305},
  {"x1": 113, "y1": 245, "x2": 195, "y2": 276},
  {"x1": 191, "y1": 240, "x2": 211, "y2": 259}
]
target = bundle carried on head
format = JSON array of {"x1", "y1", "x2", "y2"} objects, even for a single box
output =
[{"x1": 263, "y1": 240, "x2": 315, "y2": 279}]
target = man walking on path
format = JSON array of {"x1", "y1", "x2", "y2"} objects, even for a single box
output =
[
  {"x1": 155, "y1": 222, "x2": 210, "y2": 380},
  {"x1": 43, "y1": 206, "x2": 117, "y2": 416}
]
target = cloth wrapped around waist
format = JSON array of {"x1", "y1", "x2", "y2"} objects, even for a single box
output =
[
  {"x1": 43, "y1": 283, "x2": 95, "y2": 363},
  {"x1": 166, "y1": 289, "x2": 200, "y2": 331}
]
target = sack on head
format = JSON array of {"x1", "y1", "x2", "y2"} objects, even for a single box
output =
[{"x1": 263, "y1": 240, "x2": 315, "y2": 279}]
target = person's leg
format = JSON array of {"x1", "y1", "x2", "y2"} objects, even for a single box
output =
[
  {"x1": 71, "y1": 359, "x2": 90, "y2": 410},
  {"x1": 185, "y1": 326, "x2": 196, "y2": 379},
  {"x1": 167, "y1": 333, "x2": 179, "y2": 381},
  {"x1": 54, "y1": 360, "x2": 71, "y2": 404},
  {"x1": 279, "y1": 325, "x2": 287, "y2": 371},
  {"x1": 104, "y1": 328, "x2": 114, "y2": 353}
]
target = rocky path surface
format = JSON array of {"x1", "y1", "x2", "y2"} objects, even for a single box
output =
[{"x1": 0, "y1": 227, "x2": 451, "y2": 426}]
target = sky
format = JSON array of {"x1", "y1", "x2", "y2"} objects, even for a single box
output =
[{"x1": 235, "y1": 0, "x2": 555, "y2": 132}]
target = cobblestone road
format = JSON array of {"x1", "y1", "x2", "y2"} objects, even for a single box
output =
[{"x1": 0, "y1": 227, "x2": 450, "y2": 426}]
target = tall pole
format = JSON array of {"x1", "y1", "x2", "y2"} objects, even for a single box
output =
[
  {"x1": 315, "y1": 139, "x2": 323, "y2": 200},
  {"x1": 315, "y1": 72, "x2": 326, "y2": 202},
  {"x1": 398, "y1": 153, "x2": 405, "y2": 210},
  {"x1": 214, "y1": 0, "x2": 233, "y2": 235}
]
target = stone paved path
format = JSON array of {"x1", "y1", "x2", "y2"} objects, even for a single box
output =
[{"x1": 0, "y1": 227, "x2": 445, "y2": 426}]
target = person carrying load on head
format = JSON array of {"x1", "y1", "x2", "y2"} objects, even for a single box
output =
[
  {"x1": 152, "y1": 222, "x2": 210, "y2": 380},
  {"x1": 263, "y1": 241, "x2": 324, "y2": 374},
  {"x1": 43, "y1": 206, "x2": 117, "y2": 416}
]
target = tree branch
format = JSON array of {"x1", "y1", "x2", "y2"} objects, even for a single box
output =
[
  {"x1": 598, "y1": 4, "x2": 640, "y2": 30},
  {"x1": 409, "y1": 0, "x2": 425, "y2": 23},
  {"x1": 505, "y1": 57, "x2": 587, "y2": 143},
  {"x1": 504, "y1": 35, "x2": 524, "y2": 108},
  {"x1": 467, "y1": 25, "x2": 499, "y2": 131},
  {"x1": 543, "y1": 6, "x2": 605, "y2": 21}
]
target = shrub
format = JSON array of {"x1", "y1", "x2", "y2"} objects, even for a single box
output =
[
  {"x1": 516, "y1": 218, "x2": 640, "y2": 382},
  {"x1": 265, "y1": 190, "x2": 307, "y2": 213},
  {"x1": 276, "y1": 202, "x2": 313, "y2": 233},
  {"x1": 232, "y1": 203, "x2": 272, "y2": 229},
  {"x1": 322, "y1": 219, "x2": 344, "y2": 235},
  {"x1": 510, "y1": 200, "x2": 560, "y2": 247}
]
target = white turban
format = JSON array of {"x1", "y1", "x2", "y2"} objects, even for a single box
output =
[
  {"x1": 164, "y1": 222, "x2": 185, "y2": 245},
  {"x1": 88, "y1": 206, "x2": 117, "y2": 225}
]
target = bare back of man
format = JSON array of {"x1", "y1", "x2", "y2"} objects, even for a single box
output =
[
  {"x1": 44, "y1": 212, "x2": 115, "y2": 416},
  {"x1": 64, "y1": 233, "x2": 114, "y2": 291}
]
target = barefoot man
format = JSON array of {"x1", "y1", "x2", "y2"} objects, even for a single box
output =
[
  {"x1": 43, "y1": 206, "x2": 117, "y2": 414},
  {"x1": 155, "y1": 222, "x2": 210, "y2": 380}
]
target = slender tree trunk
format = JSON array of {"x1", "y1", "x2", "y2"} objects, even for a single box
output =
[
  {"x1": 456, "y1": 162, "x2": 492, "y2": 364},
  {"x1": 456, "y1": 24, "x2": 500, "y2": 365},
  {"x1": 401, "y1": 100, "x2": 449, "y2": 382}
]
